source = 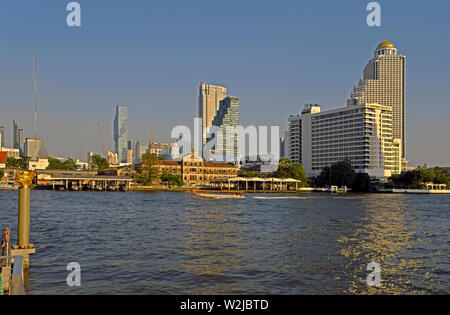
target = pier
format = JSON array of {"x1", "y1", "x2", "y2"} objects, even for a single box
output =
[
  {"x1": 1, "y1": 171, "x2": 35, "y2": 295},
  {"x1": 35, "y1": 170, "x2": 133, "y2": 191}
]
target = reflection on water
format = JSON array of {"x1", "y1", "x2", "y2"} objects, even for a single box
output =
[
  {"x1": 179, "y1": 202, "x2": 246, "y2": 294},
  {"x1": 0, "y1": 191, "x2": 448, "y2": 294},
  {"x1": 337, "y1": 195, "x2": 446, "y2": 294}
]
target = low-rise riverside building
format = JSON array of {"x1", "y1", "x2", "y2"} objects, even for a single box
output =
[{"x1": 140, "y1": 151, "x2": 239, "y2": 186}]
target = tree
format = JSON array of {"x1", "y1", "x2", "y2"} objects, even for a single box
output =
[
  {"x1": 64, "y1": 158, "x2": 77, "y2": 170},
  {"x1": 238, "y1": 170, "x2": 258, "y2": 178},
  {"x1": 272, "y1": 158, "x2": 309, "y2": 187},
  {"x1": 136, "y1": 165, "x2": 160, "y2": 186},
  {"x1": 390, "y1": 166, "x2": 450, "y2": 189},
  {"x1": 315, "y1": 159, "x2": 356, "y2": 188},
  {"x1": 140, "y1": 153, "x2": 164, "y2": 163},
  {"x1": 0, "y1": 169, "x2": 4, "y2": 181},
  {"x1": 89, "y1": 154, "x2": 109, "y2": 172},
  {"x1": 6, "y1": 156, "x2": 29, "y2": 169},
  {"x1": 47, "y1": 157, "x2": 77, "y2": 170},
  {"x1": 352, "y1": 173, "x2": 371, "y2": 192},
  {"x1": 160, "y1": 172, "x2": 184, "y2": 187}
]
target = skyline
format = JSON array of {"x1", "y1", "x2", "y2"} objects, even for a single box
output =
[{"x1": 1, "y1": 1, "x2": 450, "y2": 166}]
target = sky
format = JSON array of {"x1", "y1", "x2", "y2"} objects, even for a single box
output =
[{"x1": 0, "y1": 0, "x2": 449, "y2": 166}]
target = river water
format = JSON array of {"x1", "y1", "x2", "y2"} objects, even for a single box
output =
[{"x1": 0, "y1": 191, "x2": 448, "y2": 295}]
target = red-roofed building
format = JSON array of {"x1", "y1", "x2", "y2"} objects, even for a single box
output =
[{"x1": 0, "y1": 152, "x2": 7, "y2": 164}]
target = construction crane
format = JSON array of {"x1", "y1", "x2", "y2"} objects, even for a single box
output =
[{"x1": 97, "y1": 122, "x2": 107, "y2": 158}]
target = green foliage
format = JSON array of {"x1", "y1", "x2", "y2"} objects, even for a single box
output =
[
  {"x1": 89, "y1": 154, "x2": 109, "y2": 172},
  {"x1": 314, "y1": 159, "x2": 371, "y2": 192},
  {"x1": 0, "y1": 169, "x2": 4, "y2": 180},
  {"x1": 272, "y1": 158, "x2": 309, "y2": 187},
  {"x1": 6, "y1": 156, "x2": 29, "y2": 169},
  {"x1": 160, "y1": 172, "x2": 184, "y2": 187},
  {"x1": 238, "y1": 170, "x2": 258, "y2": 178},
  {"x1": 140, "y1": 153, "x2": 165, "y2": 163},
  {"x1": 136, "y1": 165, "x2": 160, "y2": 186},
  {"x1": 390, "y1": 165, "x2": 450, "y2": 189},
  {"x1": 47, "y1": 157, "x2": 77, "y2": 170}
]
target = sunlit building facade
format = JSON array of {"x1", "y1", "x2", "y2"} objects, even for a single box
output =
[
  {"x1": 288, "y1": 103, "x2": 401, "y2": 178},
  {"x1": 198, "y1": 81, "x2": 227, "y2": 144},
  {"x1": 348, "y1": 41, "x2": 406, "y2": 158}
]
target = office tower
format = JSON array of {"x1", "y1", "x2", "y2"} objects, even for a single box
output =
[
  {"x1": 0, "y1": 126, "x2": 5, "y2": 148},
  {"x1": 13, "y1": 120, "x2": 20, "y2": 150},
  {"x1": 18, "y1": 129, "x2": 25, "y2": 156},
  {"x1": 280, "y1": 136, "x2": 286, "y2": 158},
  {"x1": 198, "y1": 81, "x2": 227, "y2": 144},
  {"x1": 114, "y1": 104, "x2": 128, "y2": 163},
  {"x1": 287, "y1": 103, "x2": 401, "y2": 178},
  {"x1": 209, "y1": 96, "x2": 239, "y2": 160},
  {"x1": 348, "y1": 41, "x2": 406, "y2": 158},
  {"x1": 13, "y1": 121, "x2": 25, "y2": 156},
  {"x1": 135, "y1": 141, "x2": 148, "y2": 163},
  {"x1": 25, "y1": 138, "x2": 47, "y2": 161}
]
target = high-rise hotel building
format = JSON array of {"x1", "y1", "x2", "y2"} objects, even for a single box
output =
[
  {"x1": 198, "y1": 81, "x2": 227, "y2": 144},
  {"x1": 287, "y1": 42, "x2": 404, "y2": 178},
  {"x1": 348, "y1": 41, "x2": 406, "y2": 158},
  {"x1": 288, "y1": 103, "x2": 401, "y2": 178}
]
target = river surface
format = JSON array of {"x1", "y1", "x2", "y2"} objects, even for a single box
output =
[{"x1": 0, "y1": 191, "x2": 448, "y2": 295}]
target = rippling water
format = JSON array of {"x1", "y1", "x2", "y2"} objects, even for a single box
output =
[{"x1": 0, "y1": 191, "x2": 448, "y2": 294}]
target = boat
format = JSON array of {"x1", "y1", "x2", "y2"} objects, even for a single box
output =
[{"x1": 190, "y1": 190, "x2": 245, "y2": 199}]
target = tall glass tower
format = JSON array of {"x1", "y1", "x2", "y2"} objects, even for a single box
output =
[
  {"x1": 210, "y1": 96, "x2": 239, "y2": 160},
  {"x1": 348, "y1": 41, "x2": 406, "y2": 158},
  {"x1": 114, "y1": 104, "x2": 128, "y2": 163}
]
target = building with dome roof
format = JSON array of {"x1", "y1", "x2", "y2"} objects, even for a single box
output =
[
  {"x1": 286, "y1": 42, "x2": 406, "y2": 178},
  {"x1": 348, "y1": 41, "x2": 406, "y2": 159}
]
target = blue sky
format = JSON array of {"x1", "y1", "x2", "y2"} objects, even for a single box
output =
[{"x1": 0, "y1": 0, "x2": 449, "y2": 166}]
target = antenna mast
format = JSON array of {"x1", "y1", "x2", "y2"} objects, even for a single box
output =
[{"x1": 34, "y1": 56, "x2": 38, "y2": 139}]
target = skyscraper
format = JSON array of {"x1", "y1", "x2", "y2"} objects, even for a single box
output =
[
  {"x1": 114, "y1": 104, "x2": 128, "y2": 163},
  {"x1": 198, "y1": 81, "x2": 227, "y2": 144},
  {"x1": 209, "y1": 96, "x2": 239, "y2": 160},
  {"x1": 0, "y1": 126, "x2": 5, "y2": 148},
  {"x1": 348, "y1": 41, "x2": 406, "y2": 158},
  {"x1": 12, "y1": 120, "x2": 25, "y2": 156},
  {"x1": 25, "y1": 138, "x2": 47, "y2": 161}
]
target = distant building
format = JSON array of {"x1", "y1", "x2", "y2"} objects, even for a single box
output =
[
  {"x1": 0, "y1": 151, "x2": 7, "y2": 164},
  {"x1": 127, "y1": 149, "x2": 133, "y2": 164},
  {"x1": 149, "y1": 141, "x2": 170, "y2": 157},
  {"x1": 0, "y1": 126, "x2": 5, "y2": 148},
  {"x1": 87, "y1": 152, "x2": 94, "y2": 163},
  {"x1": 27, "y1": 158, "x2": 49, "y2": 171},
  {"x1": 107, "y1": 151, "x2": 118, "y2": 165},
  {"x1": 1, "y1": 147, "x2": 20, "y2": 159},
  {"x1": 135, "y1": 141, "x2": 149, "y2": 163},
  {"x1": 114, "y1": 104, "x2": 128, "y2": 163},
  {"x1": 280, "y1": 136, "x2": 286, "y2": 158},
  {"x1": 12, "y1": 120, "x2": 25, "y2": 156},
  {"x1": 199, "y1": 81, "x2": 228, "y2": 144},
  {"x1": 208, "y1": 96, "x2": 239, "y2": 161},
  {"x1": 25, "y1": 138, "x2": 47, "y2": 161}
]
